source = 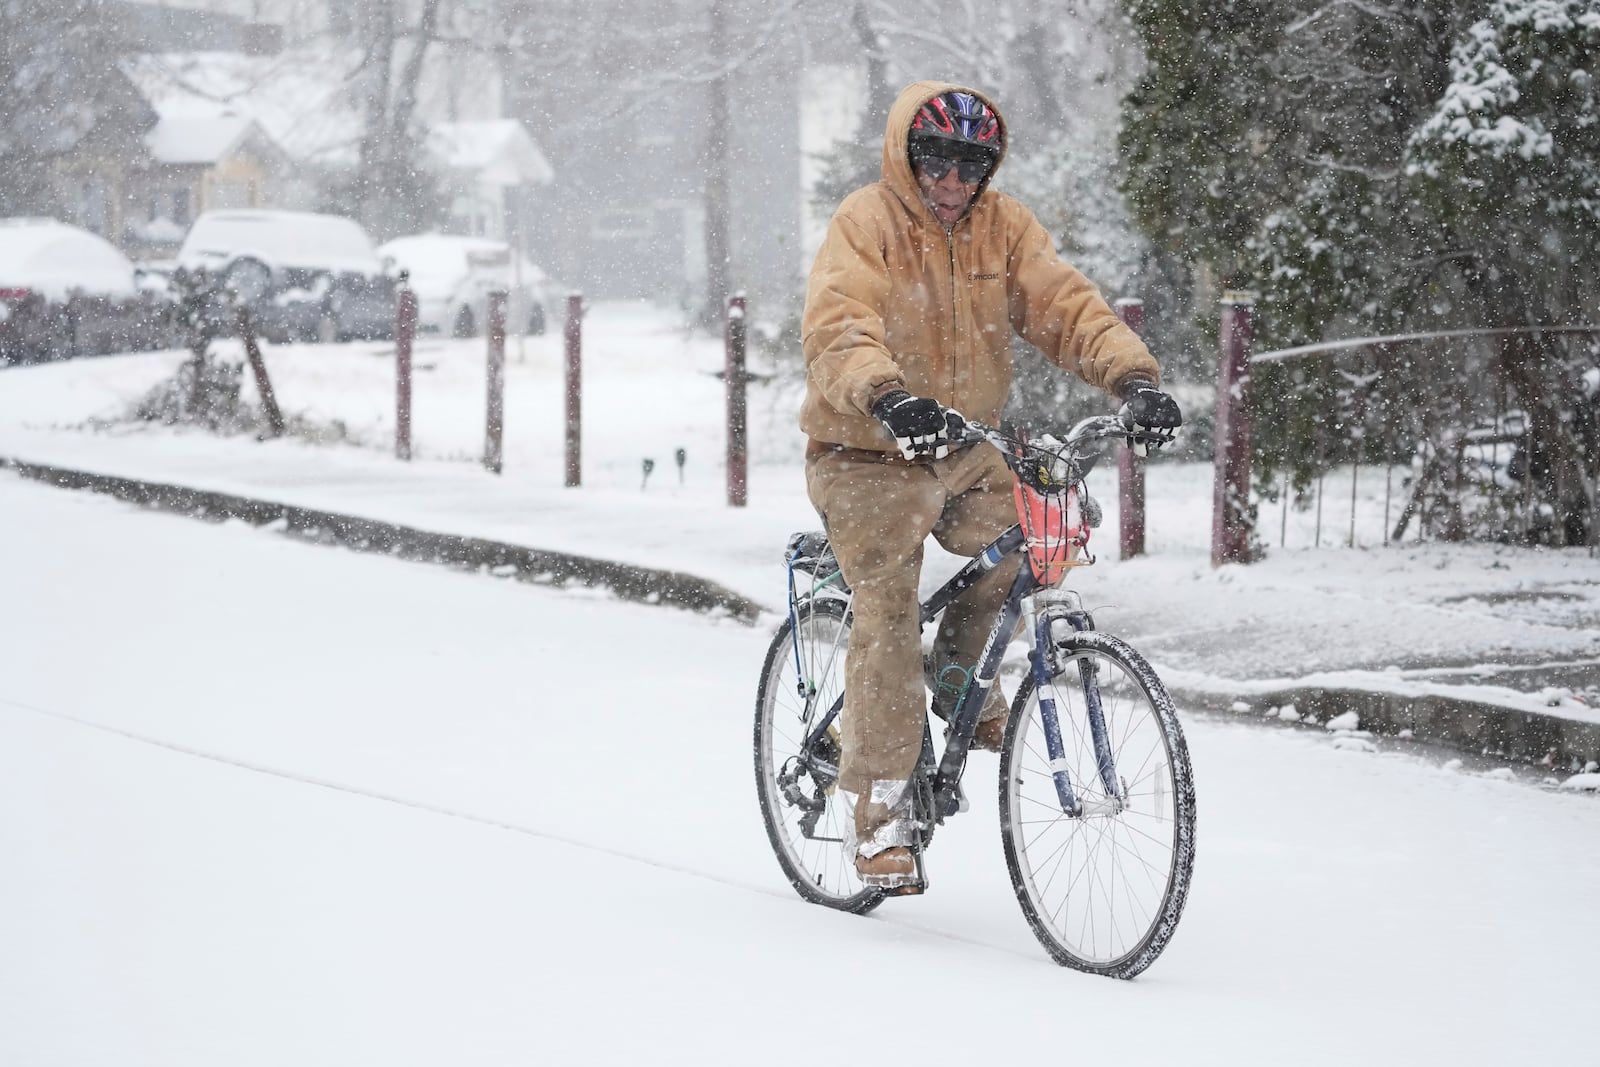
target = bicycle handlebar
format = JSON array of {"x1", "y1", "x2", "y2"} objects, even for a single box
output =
[
  {"x1": 953, "y1": 413, "x2": 1137, "y2": 492},
  {"x1": 960, "y1": 413, "x2": 1137, "y2": 453}
]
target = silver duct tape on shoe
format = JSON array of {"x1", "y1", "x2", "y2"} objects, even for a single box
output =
[{"x1": 840, "y1": 783, "x2": 917, "y2": 858}]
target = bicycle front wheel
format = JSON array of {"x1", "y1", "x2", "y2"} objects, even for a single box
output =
[
  {"x1": 999, "y1": 631, "x2": 1196, "y2": 978},
  {"x1": 754, "y1": 596, "x2": 883, "y2": 913}
]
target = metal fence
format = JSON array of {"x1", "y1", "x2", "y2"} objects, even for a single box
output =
[{"x1": 1246, "y1": 326, "x2": 1600, "y2": 553}]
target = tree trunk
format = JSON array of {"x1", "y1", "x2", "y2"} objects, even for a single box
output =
[
  {"x1": 702, "y1": 0, "x2": 732, "y2": 328},
  {"x1": 392, "y1": 0, "x2": 441, "y2": 140},
  {"x1": 358, "y1": 5, "x2": 397, "y2": 204},
  {"x1": 851, "y1": 2, "x2": 893, "y2": 140}
]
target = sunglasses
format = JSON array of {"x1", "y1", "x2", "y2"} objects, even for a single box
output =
[{"x1": 914, "y1": 154, "x2": 990, "y2": 183}]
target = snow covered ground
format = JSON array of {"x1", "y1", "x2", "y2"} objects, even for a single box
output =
[
  {"x1": 2, "y1": 301, "x2": 1597, "y2": 1062},
  {"x1": 2, "y1": 300, "x2": 1596, "y2": 720},
  {"x1": 3, "y1": 471, "x2": 1597, "y2": 1066}
]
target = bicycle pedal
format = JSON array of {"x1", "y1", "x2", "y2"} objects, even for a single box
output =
[{"x1": 861, "y1": 868, "x2": 927, "y2": 894}]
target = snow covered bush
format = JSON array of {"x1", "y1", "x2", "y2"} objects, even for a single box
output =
[{"x1": 134, "y1": 355, "x2": 254, "y2": 435}]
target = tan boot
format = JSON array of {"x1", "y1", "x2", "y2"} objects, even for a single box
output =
[
  {"x1": 972, "y1": 714, "x2": 1007, "y2": 752},
  {"x1": 855, "y1": 846, "x2": 917, "y2": 888}
]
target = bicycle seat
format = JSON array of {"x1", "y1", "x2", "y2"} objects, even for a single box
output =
[{"x1": 786, "y1": 530, "x2": 850, "y2": 597}]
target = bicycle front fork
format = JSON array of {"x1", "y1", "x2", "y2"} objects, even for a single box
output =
[{"x1": 1027, "y1": 590, "x2": 1124, "y2": 817}]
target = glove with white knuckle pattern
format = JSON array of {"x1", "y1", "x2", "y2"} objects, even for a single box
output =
[
  {"x1": 871, "y1": 389, "x2": 961, "y2": 460},
  {"x1": 1118, "y1": 379, "x2": 1182, "y2": 457}
]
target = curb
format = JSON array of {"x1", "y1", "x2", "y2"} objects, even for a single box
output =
[
  {"x1": 2, "y1": 458, "x2": 766, "y2": 624},
  {"x1": 1171, "y1": 683, "x2": 1600, "y2": 773}
]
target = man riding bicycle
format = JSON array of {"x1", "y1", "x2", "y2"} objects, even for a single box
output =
[{"x1": 800, "y1": 80, "x2": 1182, "y2": 888}]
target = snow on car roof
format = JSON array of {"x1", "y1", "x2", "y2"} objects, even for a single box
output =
[
  {"x1": 0, "y1": 218, "x2": 137, "y2": 300},
  {"x1": 380, "y1": 234, "x2": 512, "y2": 262},
  {"x1": 177, "y1": 210, "x2": 382, "y2": 275},
  {"x1": 377, "y1": 234, "x2": 548, "y2": 292}
]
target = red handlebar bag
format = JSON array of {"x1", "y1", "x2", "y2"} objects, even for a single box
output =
[{"x1": 1013, "y1": 479, "x2": 1091, "y2": 586}]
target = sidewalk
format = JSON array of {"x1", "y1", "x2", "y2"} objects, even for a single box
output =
[{"x1": 3, "y1": 323, "x2": 1598, "y2": 778}]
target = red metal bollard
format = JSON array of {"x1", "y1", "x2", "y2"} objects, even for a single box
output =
[
  {"x1": 485, "y1": 289, "x2": 507, "y2": 475},
  {"x1": 1212, "y1": 293, "x2": 1256, "y2": 566},
  {"x1": 395, "y1": 282, "x2": 417, "y2": 461},
  {"x1": 564, "y1": 294, "x2": 583, "y2": 487},
  {"x1": 1114, "y1": 298, "x2": 1146, "y2": 560},
  {"x1": 725, "y1": 293, "x2": 748, "y2": 508}
]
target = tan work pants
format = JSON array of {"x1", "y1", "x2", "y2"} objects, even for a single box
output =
[{"x1": 805, "y1": 442, "x2": 1022, "y2": 845}]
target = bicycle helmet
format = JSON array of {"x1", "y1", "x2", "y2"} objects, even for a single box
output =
[{"x1": 909, "y1": 91, "x2": 1002, "y2": 166}]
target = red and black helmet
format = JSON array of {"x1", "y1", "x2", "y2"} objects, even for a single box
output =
[{"x1": 909, "y1": 91, "x2": 1002, "y2": 165}]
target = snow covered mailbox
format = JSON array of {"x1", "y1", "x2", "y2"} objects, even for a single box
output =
[
  {"x1": 0, "y1": 218, "x2": 163, "y2": 364},
  {"x1": 176, "y1": 209, "x2": 396, "y2": 344}
]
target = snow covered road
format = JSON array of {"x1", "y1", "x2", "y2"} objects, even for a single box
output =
[{"x1": 2, "y1": 472, "x2": 1594, "y2": 1065}]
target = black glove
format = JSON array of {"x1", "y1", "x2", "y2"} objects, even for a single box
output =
[
  {"x1": 871, "y1": 389, "x2": 961, "y2": 460},
  {"x1": 1118, "y1": 379, "x2": 1182, "y2": 456}
]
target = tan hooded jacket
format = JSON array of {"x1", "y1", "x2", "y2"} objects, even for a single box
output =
[{"x1": 799, "y1": 80, "x2": 1161, "y2": 452}]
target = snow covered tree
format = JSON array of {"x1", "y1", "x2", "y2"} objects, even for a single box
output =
[
  {"x1": 1406, "y1": 0, "x2": 1600, "y2": 323},
  {"x1": 1119, "y1": 1, "x2": 1501, "y2": 340},
  {"x1": 1406, "y1": 0, "x2": 1600, "y2": 543},
  {"x1": 324, "y1": 0, "x2": 451, "y2": 241},
  {"x1": 1119, "y1": 0, "x2": 1294, "y2": 292},
  {"x1": 0, "y1": 0, "x2": 143, "y2": 219},
  {"x1": 1119, "y1": 0, "x2": 1598, "y2": 543}
]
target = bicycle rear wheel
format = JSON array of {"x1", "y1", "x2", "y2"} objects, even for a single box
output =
[
  {"x1": 999, "y1": 631, "x2": 1195, "y2": 977},
  {"x1": 754, "y1": 596, "x2": 883, "y2": 913}
]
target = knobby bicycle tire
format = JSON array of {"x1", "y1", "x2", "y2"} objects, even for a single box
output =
[
  {"x1": 753, "y1": 596, "x2": 884, "y2": 914},
  {"x1": 999, "y1": 630, "x2": 1196, "y2": 978}
]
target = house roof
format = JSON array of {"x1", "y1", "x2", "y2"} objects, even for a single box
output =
[
  {"x1": 124, "y1": 49, "x2": 364, "y2": 166},
  {"x1": 429, "y1": 120, "x2": 554, "y2": 187},
  {"x1": 143, "y1": 113, "x2": 257, "y2": 165},
  {"x1": 125, "y1": 51, "x2": 552, "y2": 185}
]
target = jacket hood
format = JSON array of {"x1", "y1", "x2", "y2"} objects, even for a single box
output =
[{"x1": 881, "y1": 80, "x2": 1009, "y2": 224}]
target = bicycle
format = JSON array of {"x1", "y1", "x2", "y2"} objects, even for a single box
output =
[{"x1": 753, "y1": 413, "x2": 1196, "y2": 978}]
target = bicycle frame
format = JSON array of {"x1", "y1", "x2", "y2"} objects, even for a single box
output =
[{"x1": 788, "y1": 416, "x2": 1135, "y2": 828}]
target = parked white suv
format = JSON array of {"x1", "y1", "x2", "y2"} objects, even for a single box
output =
[
  {"x1": 378, "y1": 234, "x2": 551, "y2": 338},
  {"x1": 177, "y1": 209, "x2": 396, "y2": 343}
]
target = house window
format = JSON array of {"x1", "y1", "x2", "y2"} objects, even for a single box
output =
[
  {"x1": 172, "y1": 189, "x2": 190, "y2": 226},
  {"x1": 79, "y1": 178, "x2": 108, "y2": 234}
]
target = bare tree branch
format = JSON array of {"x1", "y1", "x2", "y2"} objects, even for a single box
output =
[{"x1": 545, "y1": 0, "x2": 804, "y2": 136}]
